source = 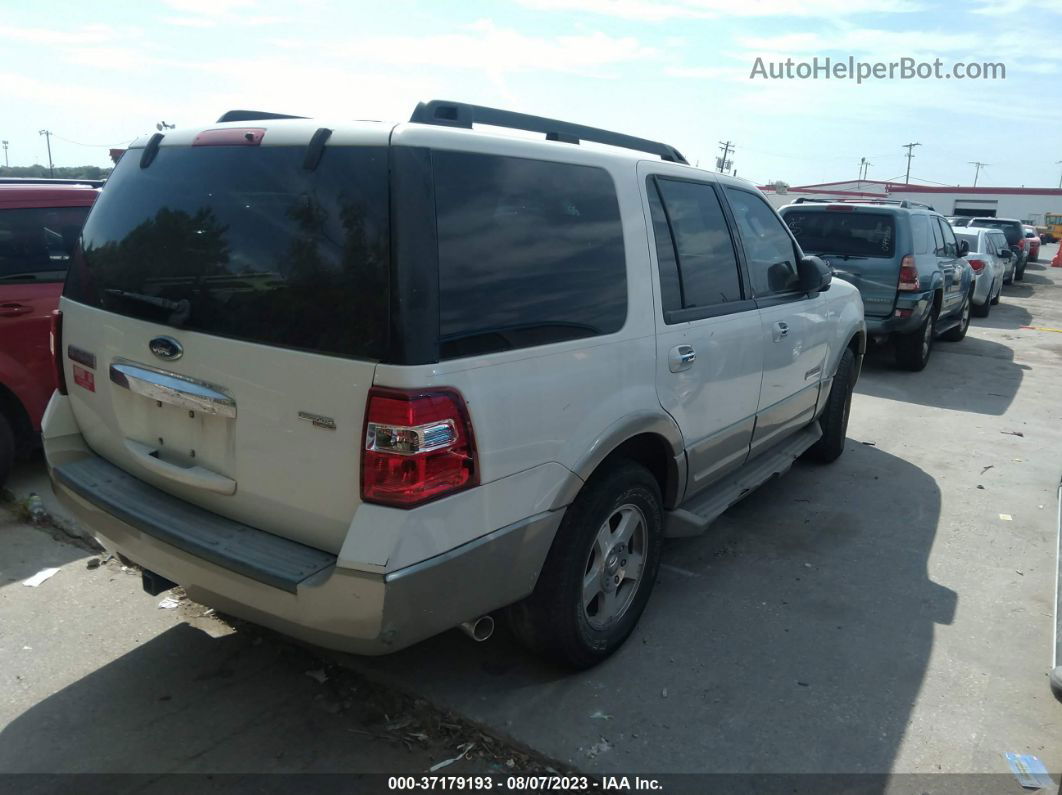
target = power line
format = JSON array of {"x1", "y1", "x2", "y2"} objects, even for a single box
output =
[{"x1": 49, "y1": 132, "x2": 134, "y2": 148}]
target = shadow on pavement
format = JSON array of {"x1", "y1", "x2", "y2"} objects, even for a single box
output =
[
  {"x1": 857, "y1": 335, "x2": 1025, "y2": 416},
  {"x1": 343, "y1": 444, "x2": 952, "y2": 775},
  {"x1": 0, "y1": 623, "x2": 434, "y2": 775},
  {"x1": 0, "y1": 512, "x2": 89, "y2": 587}
]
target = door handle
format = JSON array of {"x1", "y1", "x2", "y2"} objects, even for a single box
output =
[
  {"x1": 0, "y1": 303, "x2": 32, "y2": 317},
  {"x1": 773, "y1": 321, "x2": 790, "y2": 342},
  {"x1": 668, "y1": 344, "x2": 696, "y2": 373}
]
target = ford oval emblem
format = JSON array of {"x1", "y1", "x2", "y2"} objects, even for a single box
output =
[{"x1": 149, "y1": 336, "x2": 183, "y2": 361}]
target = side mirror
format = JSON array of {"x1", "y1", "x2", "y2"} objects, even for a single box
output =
[
  {"x1": 958, "y1": 240, "x2": 969, "y2": 257},
  {"x1": 999, "y1": 249, "x2": 1013, "y2": 259},
  {"x1": 798, "y1": 255, "x2": 832, "y2": 293}
]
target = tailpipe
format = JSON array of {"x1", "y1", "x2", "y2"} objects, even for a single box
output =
[{"x1": 459, "y1": 615, "x2": 495, "y2": 642}]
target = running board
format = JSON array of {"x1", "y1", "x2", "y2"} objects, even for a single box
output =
[{"x1": 665, "y1": 424, "x2": 822, "y2": 538}]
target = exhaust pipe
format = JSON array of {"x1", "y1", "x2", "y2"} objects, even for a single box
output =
[{"x1": 459, "y1": 615, "x2": 495, "y2": 642}]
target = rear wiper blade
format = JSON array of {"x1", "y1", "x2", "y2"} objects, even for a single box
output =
[
  {"x1": 819, "y1": 252, "x2": 869, "y2": 261},
  {"x1": 104, "y1": 289, "x2": 191, "y2": 326},
  {"x1": 0, "y1": 272, "x2": 40, "y2": 281}
]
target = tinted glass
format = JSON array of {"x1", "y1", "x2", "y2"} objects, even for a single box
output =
[
  {"x1": 724, "y1": 187, "x2": 799, "y2": 295},
  {"x1": 911, "y1": 214, "x2": 930, "y2": 254},
  {"x1": 931, "y1": 215, "x2": 946, "y2": 255},
  {"x1": 647, "y1": 181, "x2": 682, "y2": 314},
  {"x1": 433, "y1": 152, "x2": 626, "y2": 359},
  {"x1": 0, "y1": 206, "x2": 90, "y2": 283},
  {"x1": 784, "y1": 210, "x2": 896, "y2": 258},
  {"x1": 938, "y1": 218, "x2": 958, "y2": 256},
  {"x1": 66, "y1": 145, "x2": 389, "y2": 360},
  {"x1": 955, "y1": 231, "x2": 980, "y2": 252},
  {"x1": 970, "y1": 219, "x2": 1021, "y2": 244},
  {"x1": 654, "y1": 179, "x2": 742, "y2": 308},
  {"x1": 67, "y1": 145, "x2": 390, "y2": 358}
]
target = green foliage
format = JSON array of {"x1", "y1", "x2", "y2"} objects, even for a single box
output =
[{"x1": 0, "y1": 165, "x2": 112, "y2": 180}]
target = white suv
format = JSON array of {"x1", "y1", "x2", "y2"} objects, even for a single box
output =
[{"x1": 43, "y1": 101, "x2": 866, "y2": 668}]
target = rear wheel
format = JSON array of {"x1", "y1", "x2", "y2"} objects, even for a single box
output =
[
  {"x1": 507, "y1": 460, "x2": 663, "y2": 669},
  {"x1": 941, "y1": 293, "x2": 972, "y2": 341},
  {"x1": 805, "y1": 347, "x2": 855, "y2": 464},
  {"x1": 973, "y1": 293, "x2": 991, "y2": 318},
  {"x1": 0, "y1": 412, "x2": 14, "y2": 489},
  {"x1": 894, "y1": 308, "x2": 936, "y2": 371}
]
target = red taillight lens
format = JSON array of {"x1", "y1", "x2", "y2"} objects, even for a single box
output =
[
  {"x1": 968, "y1": 258, "x2": 986, "y2": 273},
  {"x1": 361, "y1": 387, "x2": 478, "y2": 508},
  {"x1": 897, "y1": 255, "x2": 920, "y2": 291},
  {"x1": 50, "y1": 310, "x2": 67, "y2": 395},
  {"x1": 1016, "y1": 238, "x2": 1026, "y2": 250}
]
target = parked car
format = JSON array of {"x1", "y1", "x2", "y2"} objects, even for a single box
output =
[
  {"x1": 969, "y1": 217, "x2": 1027, "y2": 280},
  {"x1": 1023, "y1": 225, "x2": 1041, "y2": 262},
  {"x1": 780, "y1": 199, "x2": 974, "y2": 371},
  {"x1": 953, "y1": 227, "x2": 1008, "y2": 317},
  {"x1": 0, "y1": 181, "x2": 97, "y2": 486},
  {"x1": 42, "y1": 102, "x2": 866, "y2": 668}
]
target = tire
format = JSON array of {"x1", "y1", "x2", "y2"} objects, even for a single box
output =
[
  {"x1": 1016, "y1": 260, "x2": 1026, "y2": 281},
  {"x1": 894, "y1": 307, "x2": 936, "y2": 371},
  {"x1": 941, "y1": 293, "x2": 972, "y2": 341},
  {"x1": 990, "y1": 277, "x2": 1001, "y2": 305},
  {"x1": 0, "y1": 412, "x2": 14, "y2": 489},
  {"x1": 507, "y1": 460, "x2": 663, "y2": 669},
  {"x1": 973, "y1": 294, "x2": 990, "y2": 318},
  {"x1": 805, "y1": 347, "x2": 855, "y2": 464}
]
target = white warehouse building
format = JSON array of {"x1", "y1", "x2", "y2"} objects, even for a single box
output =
[{"x1": 759, "y1": 179, "x2": 1062, "y2": 225}]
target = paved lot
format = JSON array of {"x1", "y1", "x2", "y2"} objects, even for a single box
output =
[{"x1": 1, "y1": 245, "x2": 1060, "y2": 778}]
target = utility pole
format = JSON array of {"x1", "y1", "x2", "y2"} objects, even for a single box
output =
[
  {"x1": 38, "y1": 129, "x2": 54, "y2": 177},
  {"x1": 1, "y1": 140, "x2": 7, "y2": 168},
  {"x1": 969, "y1": 161, "x2": 989, "y2": 187},
  {"x1": 858, "y1": 157, "x2": 872, "y2": 182},
  {"x1": 902, "y1": 142, "x2": 921, "y2": 184},
  {"x1": 717, "y1": 140, "x2": 734, "y2": 174},
  {"x1": 1057, "y1": 160, "x2": 1062, "y2": 190}
]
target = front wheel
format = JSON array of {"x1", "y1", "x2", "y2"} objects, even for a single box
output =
[
  {"x1": 805, "y1": 347, "x2": 855, "y2": 464},
  {"x1": 507, "y1": 461, "x2": 663, "y2": 669},
  {"x1": 894, "y1": 308, "x2": 936, "y2": 371}
]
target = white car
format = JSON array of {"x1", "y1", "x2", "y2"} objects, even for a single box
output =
[
  {"x1": 953, "y1": 226, "x2": 1011, "y2": 317},
  {"x1": 43, "y1": 101, "x2": 866, "y2": 668}
]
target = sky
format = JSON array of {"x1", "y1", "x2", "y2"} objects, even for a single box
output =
[{"x1": 2, "y1": 0, "x2": 1061, "y2": 188}]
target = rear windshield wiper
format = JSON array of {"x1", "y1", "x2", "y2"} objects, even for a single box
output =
[
  {"x1": 817, "y1": 252, "x2": 870, "y2": 261},
  {"x1": 104, "y1": 289, "x2": 191, "y2": 325},
  {"x1": 0, "y1": 272, "x2": 40, "y2": 281}
]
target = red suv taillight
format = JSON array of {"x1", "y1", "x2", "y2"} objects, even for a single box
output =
[
  {"x1": 1016, "y1": 238, "x2": 1026, "y2": 251},
  {"x1": 50, "y1": 310, "x2": 67, "y2": 395},
  {"x1": 967, "y1": 258, "x2": 986, "y2": 273},
  {"x1": 897, "y1": 255, "x2": 920, "y2": 291},
  {"x1": 361, "y1": 387, "x2": 478, "y2": 508}
]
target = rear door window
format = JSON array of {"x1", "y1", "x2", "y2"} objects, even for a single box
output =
[
  {"x1": 938, "y1": 218, "x2": 958, "y2": 257},
  {"x1": 724, "y1": 187, "x2": 800, "y2": 296},
  {"x1": 433, "y1": 151, "x2": 626, "y2": 359},
  {"x1": 785, "y1": 210, "x2": 896, "y2": 258},
  {"x1": 0, "y1": 206, "x2": 90, "y2": 283},
  {"x1": 931, "y1": 216, "x2": 946, "y2": 255},
  {"x1": 65, "y1": 145, "x2": 390, "y2": 360}
]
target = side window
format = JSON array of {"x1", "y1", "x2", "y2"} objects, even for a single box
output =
[
  {"x1": 930, "y1": 215, "x2": 946, "y2": 256},
  {"x1": 910, "y1": 214, "x2": 930, "y2": 255},
  {"x1": 646, "y1": 183, "x2": 682, "y2": 314},
  {"x1": 722, "y1": 187, "x2": 800, "y2": 296},
  {"x1": 653, "y1": 178, "x2": 743, "y2": 310},
  {"x1": 0, "y1": 206, "x2": 90, "y2": 283},
  {"x1": 433, "y1": 152, "x2": 627, "y2": 359},
  {"x1": 938, "y1": 218, "x2": 958, "y2": 257}
]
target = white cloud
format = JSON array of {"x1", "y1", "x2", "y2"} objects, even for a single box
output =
[
  {"x1": 737, "y1": 28, "x2": 983, "y2": 56},
  {"x1": 970, "y1": 0, "x2": 1062, "y2": 14},
  {"x1": 163, "y1": 0, "x2": 257, "y2": 15},
  {"x1": 0, "y1": 24, "x2": 115, "y2": 45},
  {"x1": 516, "y1": 0, "x2": 923, "y2": 19},
  {"x1": 665, "y1": 65, "x2": 744, "y2": 79},
  {"x1": 62, "y1": 46, "x2": 146, "y2": 70}
]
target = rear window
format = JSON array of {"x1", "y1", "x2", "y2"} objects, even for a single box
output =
[
  {"x1": 0, "y1": 206, "x2": 90, "y2": 283},
  {"x1": 783, "y1": 210, "x2": 896, "y2": 258},
  {"x1": 433, "y1": 151, "x2": 626, "y2": 359},
  {"x1": 65, "y1": 145, "x2": 389, "y2": 360},
  {"x1": 970, "y1": 219, "x2": 1020, "y2": 244},
  {"x1": 955, "y1": 231, "x2": 980, "y2": 251}
]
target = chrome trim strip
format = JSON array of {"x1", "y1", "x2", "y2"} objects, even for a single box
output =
[{"x1": 109, "y1": 362, "x2": 236, "y2": 418}]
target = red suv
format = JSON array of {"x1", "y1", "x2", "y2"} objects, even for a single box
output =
[{"x1": 0, "y1": 181, "x2": 99, "y2": 485}]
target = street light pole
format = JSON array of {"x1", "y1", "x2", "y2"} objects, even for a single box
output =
[
  {"x1": 1, "y1": 140, "x2": 8, "y2": 168},
  {"x1": 38, "y1": 130, "x2": 54, "y2": 177},
  {"x1": 902, "y1": 142, "x2": 921, "y2": 184}
]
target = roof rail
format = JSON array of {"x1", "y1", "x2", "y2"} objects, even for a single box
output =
[
  {"x1": 791, "y1": 196, "x2": 936, "y2": 211},
  {"x1": 409, "y1": 100, "x2": 688, "y2": 164},
  {"x1": 216, "y1": 109, "x2": 308, "y2": 123},
  {"x1": 0, "y1": 177, "x2": 104, "y2": 187}
]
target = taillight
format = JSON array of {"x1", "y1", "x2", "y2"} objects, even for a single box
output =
[
  {"x1": 50, "y1": 310, "x2": 67, "y2": 395},
  {"x1": 897, "y1": 255, "x2": 920, "y2": 291},
  {"x1": 968, "y1": 258, "x2": 986, "y2": 273},
  {"x1": 1016, "y1": 238, "x2": 1026, "y2": 251},
  {"x1": 361, "y1": 387, "x2": 478, "y2": 508}
]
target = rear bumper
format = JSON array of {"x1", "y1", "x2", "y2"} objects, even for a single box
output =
[
  {"x1": 43, "y1": 403, "x2": 562, "y2": 655},
  {"x1": 864, "y1": 292, "x2": 932, "y2": 337}
]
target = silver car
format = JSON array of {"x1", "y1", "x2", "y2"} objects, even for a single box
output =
[{"x1": 953, "y1": 227, "x2": 1011, "y2": 317}]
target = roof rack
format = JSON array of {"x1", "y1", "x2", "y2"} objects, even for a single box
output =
[
  {"x1": 409, "y1": 100, "x2": 688, "y2": 164},
  {"x1": 216, "y1": 110, "x2": 308, "y2": 123},
  {"x1": 792, "y1": 197, "x2": 936, "y2": 211},
  {"x1": 0, "y1": 177, "x2": 104, "y2": 187}
]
